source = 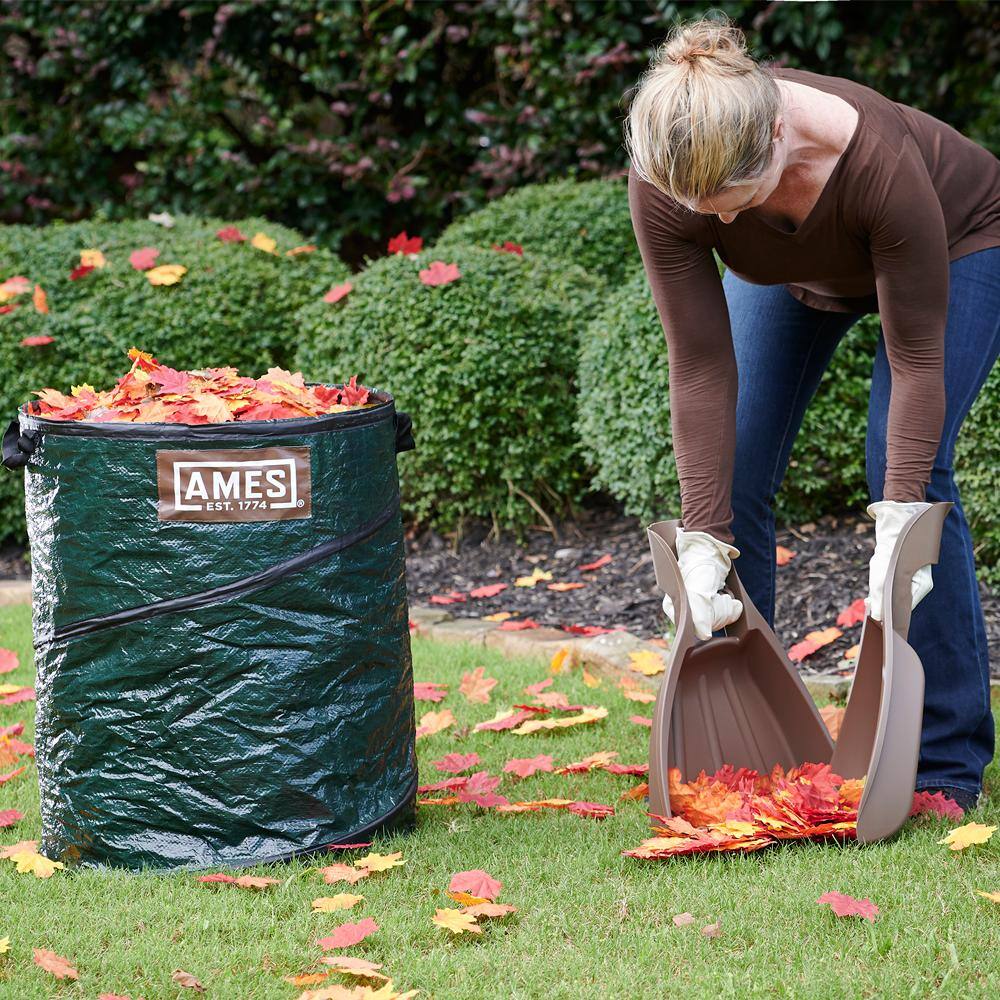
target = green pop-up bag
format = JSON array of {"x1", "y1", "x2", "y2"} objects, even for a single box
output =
[{"x1": 2, "y1": 391, "x2": 417, "y2": 872}]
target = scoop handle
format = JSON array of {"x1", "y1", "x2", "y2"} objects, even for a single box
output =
[
  {"x1": 881, "y1": 502, "x2": 952, "y2": 642},
  {"x1": 646, "y1": 521, "x2": 696, "y2": 647}
]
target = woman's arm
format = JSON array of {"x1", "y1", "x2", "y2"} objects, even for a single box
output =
[
  {"x1": 627, "y1": 166, "x2": 739, "y2": 542},
  {"x1": 867, "y1": 137, "x2": 948, "y2": 501}
]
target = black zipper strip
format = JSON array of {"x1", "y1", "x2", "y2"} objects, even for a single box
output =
[
  {"x1": 38, "y1": 494, "x2": 401, "y2": 649},
  {"x1": 20, "y1": 393, "x2": 396, "y2": 441}
]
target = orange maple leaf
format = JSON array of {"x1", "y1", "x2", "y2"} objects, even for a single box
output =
[{"x1": 459, "y1": 666, "x2": 497, "y2": 704}]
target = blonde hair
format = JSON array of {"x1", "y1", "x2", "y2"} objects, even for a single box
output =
[{"x1": 624, "y1": 15, "x2": 780, "y2": 205}]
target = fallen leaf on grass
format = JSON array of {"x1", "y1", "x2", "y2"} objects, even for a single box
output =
[
  {"x1": 567, "y1": 801, "x2": 615, "y2": 819},
  {"x1": 319, "y1": 864, "x2": 370, "y2": 886},
  {"x1": 318, "y1": 956, "x2": 389, "y2": 982},
  {"x1": 579, "y1": 554, "x2": 612, "y2": 571},
  {"x1": 317, "y1": 917, "x2": 380, "y2": 950},
  {"x1": 474, "y1": 708, "x2": 539, "y2": 732},
  {"x1": 629, "y1": 715, "x2": 653, "y2": 728},
  {"x1": 97, "y1": 993, "x2": 133, "y2": 1000},
  {"x1": 910, "y1": 791, "x2": 964, "y2": 821},
  {"x1": 620, "y1": 782, "x2": 649, "y2": 801},
  {"x1": 0, "y1": 839, "x2": 37, "y2": 857},
  {"x1": 460, "y1": 667, "x2": 497, "y2": 704},
  {"x1": 582, "y1": 669, "x2": 602, "y2": 688},
  {"x1": 146, "y1": 264, "x2": 187, "y2": 286},
  {"x1": 556, "y1": 751, "x2": 619, "y2": 774},
  {"x1": 196, "y1": 873, "x2": 280, "y2": 890},
  {"x1": 673, "y1": 913, "x2": 695, "y2": 927},
  {"x1": 33, "y1": 948, "x2": 78, "y2": 980},
  {"x1": 938, "y1": 822, "x2": 996, "y2": 851},
  {"x1": 503, "y1": 755, "x2": 555, "y2": 778},
  {"x1": 0, "y1": 766, "x2": 27, "y2": 784},
  {"x1": 446, "y1": 890, "x2": 489, "y2": 906},
  {"x1": 9, "y1": 850, "x2": 64, "y2": 878},
  {"x1": 0, "y1": 809, "x2": 24, "y2": 828},
  {"x1": 416, "y1": 709, "x2": 455, "y2": 738},
  {"x1": 449, "y1": 869, "x2": 502, "y2": 900},
  {"x1": 512, "y1": 705, "x2": 608, "y2": 735},
  {"x1": 469, "y1": 583, "x2": 507, "y2": 598},
  {"x1": 816, "y1": 892, "x2": 879, "y2": 922},
  {"x1": 432, "y1": 908, "x2": 481, "y2": 935},
  {"x1": 606, "y1": 763, "x2": 649, "y2": 776},
  {"x1": 413, "y1": 682, "x2": 448, "y2": 703},
  {"x1": 975, "y1": 890, "x2": 1000, "y2": 903},
  {"x1": 0, "y1": 686, "x2": 35, "y2": 706},
  {"x1": 463, "y1": 902, "x2": 517, "y2": 919},
  {"x1": 172, "y1": 968, "x2": 206, "y2": 991},
  {"x1": 285, "y1": 972, "x2": 331, "y2": 987},
  {"x1": 549, "y1": 647, "x2": 573, "y2": 673},
  {"x1": 702, "y1": 921, "x2": 722, "y2": 938},
  {"x1": 621, "y1": 687, "x2": 656, "y2": 704},
  {"x1": 524, "y1": 678, "x2": 553, "y2": 695},
  {"x1": 354, "y1": 852, "x2": 404, "y2": 873},
  {"x1": 628, "y1": 650, "x2": 665, "y2": 677},
  {"x1": 313, "y1": 894, "x2": 364, "y2": 912},
  {"x1": 0, "y1": 649, "x2": 18, "y2": 673},
  {"x1": 432, "y1": 752, "x2": 481, "y2": 774}
]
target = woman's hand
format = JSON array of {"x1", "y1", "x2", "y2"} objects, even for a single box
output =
[
  {"x1": 662, "y1": 528, "x2": 743, "y2": 640},
  {"x1": 865, "y1": 500, "x2": 934, "y2": 621}
]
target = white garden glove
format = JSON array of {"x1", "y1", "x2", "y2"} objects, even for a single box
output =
[
  {"x1": 662, "y1": 528, "x2": 743, "y2": 641},
  {"x1": 865, "y1": 500, "x2": 934, "y2": 622}
]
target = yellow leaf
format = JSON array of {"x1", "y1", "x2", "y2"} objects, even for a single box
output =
[
  {"x1": 0, "y1": 684, "x2": 23, "y2": 695},
  {"x1": 9, "y1": 850, "x2": 64, "y2": 878},
  {"x1": 550, "y1": 646, "x2": 571, "y2": 674},
  {"x1": 628, "y1": 650, "x2": 665, "y2": 676},
  {"x1": 843, "y1": 644, "x2": 860, "y2": 661},
  {"x1": 0, "y1": 936, "x2": 9, "y2": 954},
  {"x1": 319, "y1": 956, "x2": 388, "y2": 981},
  {"x1": 312, "y1": 894, "x2": 364, "y2": 912},
  {"x1": 80, "y1": 248, "x2": 107, "y2": 268},
  {"x1": 581, "y1": 669, "x2": 601, "y2": 688},
  {"x1": 483, "y1": 611, "x2": 513, "y2": 622},
  {"x1": 975, "y1": 890, "x2": 1000, "y2": 903},
  {"x1": 514, "y1": 567, "x2": 552, "y2": 588},
  {"x1": 71, "y1": 383, "x2": 96, "y2": 397},
  {"x1": 938, "y1": 822, "x2": 997, "y2": 851},
  {"x1": 353, "y1": 852, "x2": 405, "y2": 873},
  {"x1": 804, "y1": 626, "x2": 843, "y2": 645},
  {"x1": 446, "y1": 890, "x2": 488, "y2": 906},
  {"x1": 146, "y1": 264, "x2": 187, "y2": 286},
  {"x1": 252, "y1": 232, "x2": 278, "y2": 254},
  {"x1": 190, "y1": 392, "x2": 235, "y2": 423},
  {"x1": 621, "y1": 687, "x2": 656, "y2": 704},
  {"x1": 431, "y1": 907, "x2": 482, "y2": 935},
  {"x1": 512, "y1": 705, "x2": 608, "y2": 735},
  {"x1": 285, "y1": 971, "x2": 331, "y2": 986}
]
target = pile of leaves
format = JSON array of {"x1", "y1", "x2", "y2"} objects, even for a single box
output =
[
  {"x1": 624, "y1": 762, "x2": 863, "y2": 860},
  {"x1": 27, "y1": 348, "x2": 373, "y2": 425}
]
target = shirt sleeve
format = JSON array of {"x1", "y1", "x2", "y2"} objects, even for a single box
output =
[
  {"x1": 627, "y1": 166, "x2": 739, "y2": 542},
  {"x1": 867, "y1": 137, "x2": 948, "y2": 503}
]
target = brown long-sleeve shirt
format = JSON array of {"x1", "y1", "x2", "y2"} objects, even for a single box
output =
[{"x1": 629, "y1": 65, "x2": 1000, "y2": 542}]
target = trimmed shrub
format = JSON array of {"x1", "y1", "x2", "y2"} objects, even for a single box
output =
[
  {"x1": 434, "y1": 179, "x2": 638, "y2": 286},
  {"x1": 295, "y1": 244, "x2": 601, "y2": 534},
  {"x1": 577, "y1": 266, "x2": 998, "y2": 581},
  {"x1": 0, "y1": 215, "x2": 349, "y2": 544}
]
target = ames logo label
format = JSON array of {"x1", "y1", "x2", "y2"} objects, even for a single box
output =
[{"x1": 156, "y1": 447, "x2": 312, "y2": 523}]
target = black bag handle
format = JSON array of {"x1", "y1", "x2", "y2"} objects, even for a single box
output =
[
  {"x1": 394, "y1": 411, "x2": 415, "y2": 453},
  {"x1": 2, "y1": 419, "x2": 40, "y2": 470}
]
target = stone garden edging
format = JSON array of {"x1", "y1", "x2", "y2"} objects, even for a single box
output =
[{"x1": 409, "y1": 604, "x2": 858, "y2": 701}]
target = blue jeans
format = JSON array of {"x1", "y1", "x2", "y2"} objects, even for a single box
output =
[{"x1": 723, "y1": 246, "x2": 1000, "y2": 797}]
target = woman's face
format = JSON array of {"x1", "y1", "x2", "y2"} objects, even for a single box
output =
[{"x1": 684, "y1": 120, "x2": 787, "y2": 224}]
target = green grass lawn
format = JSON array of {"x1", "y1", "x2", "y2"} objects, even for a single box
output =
[{"x1": 2, "y1": 603, "x2": 998, "y2": 999}]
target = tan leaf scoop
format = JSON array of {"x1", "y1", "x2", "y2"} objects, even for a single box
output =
[{"x1": 646, "y1": 502, "x2": 950, "y2": 844}]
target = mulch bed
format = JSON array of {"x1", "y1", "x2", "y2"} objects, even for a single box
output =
[{"x1": 404, "y1": 505, "x2": 1000, "y2": 678}]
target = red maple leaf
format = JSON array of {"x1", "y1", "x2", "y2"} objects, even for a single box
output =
[
  {"x1": 498, "y1": 619, "x2": 539, "y2": 631},
  {"x1": 149, "y1": 366, "x2": 191, "y2": 395},
  {"x1": 418, "y1": 260, "x2": 461, "y2": 286},
  {"x1": 523, "y1": 678, "x2": 553, "y2": 695},
  {"x1": 0, "y1": 809, "x2": 24, "y2": 828},
  {"x1": 469, "y1": 583, "x2": 508, "y2": 599},
  {"x1": 216, "y1": 226, "x2": 247, "y2": 243},
  {"x1": 0, "y1": 650, "x2": 18, "y2": 674},
  {"x1": 413, "y1": 682, "x2": 448, "y2": 702},
  {"x1": 430, "y1": 591, "x2": 466, "y2": 605},
  {"x1": 69, "y1": 264, "x2": 94, "y2": 281},
  {"x1": 836, "y1": 598, "x2": 868, "y2": 628},
  {"x1": 816, "y1": 892, "x2": 879, "y2": 922},
  {"x1": 503, "y1": 754, "x2": 554, "y2": 778},
  {"x1": 562, "y1": 624, "x2": 616, "y2": 636},
  {"x1": 129, "y1": 246, "x2": 160, "y2": 271},
  {"x1": 629, "y1": 715, "x2": 653, "y2": 728},
  {"x1": 0, "y1": 687, "x2": 35, "y2": 706},
  {"x1": 323, "y1": 282, "x2": 353, "y2": 304},
  {"x1": 492, "y1": 241, "x2": 523, "y2": 255},
  {"x1": 579, "y1": 554, "x2": 612, "y2": 571},
  {"x1": 387, "y1": 231, "x2": 423, "y2": 254},
  {"x1": 417, "y1": 777, "x2": 468, "y2": 793},
  {"x1": 432, "y1": 752, "x2": 481, "y2": 774},
  {"x1": 567, "y1": 801, "x2": 615, "y2": 820},
  {"x1": 910, "y1": 790, "x2": 964, "y2": 821},
  {"x1": 21, "y1": 335, "x2": 55, "y2": 347},
  {"x1": 448, "y1": 869, "x2": 502, "y2": 901},
  {"x1": 316, "y1": 917, "x2": 380, "y2": 950}
]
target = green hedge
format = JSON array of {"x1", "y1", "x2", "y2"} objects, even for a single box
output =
[
  {"x1": 0, "y1": 216, "x2": 349, "y2": 544},
  {"x1": 434, "y1": 179, "x2": 638, "y2": 286},
  {"x1": 576, "y1": 267, "x2": 999, "y2": 582},
  {"x1": 296, "y1": 243, "x2": 601, "y2": 535}
]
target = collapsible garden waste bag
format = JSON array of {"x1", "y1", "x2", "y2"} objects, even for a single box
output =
[{"x1": 2, "y1": 392, "x2": 417, "y2": 872}]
